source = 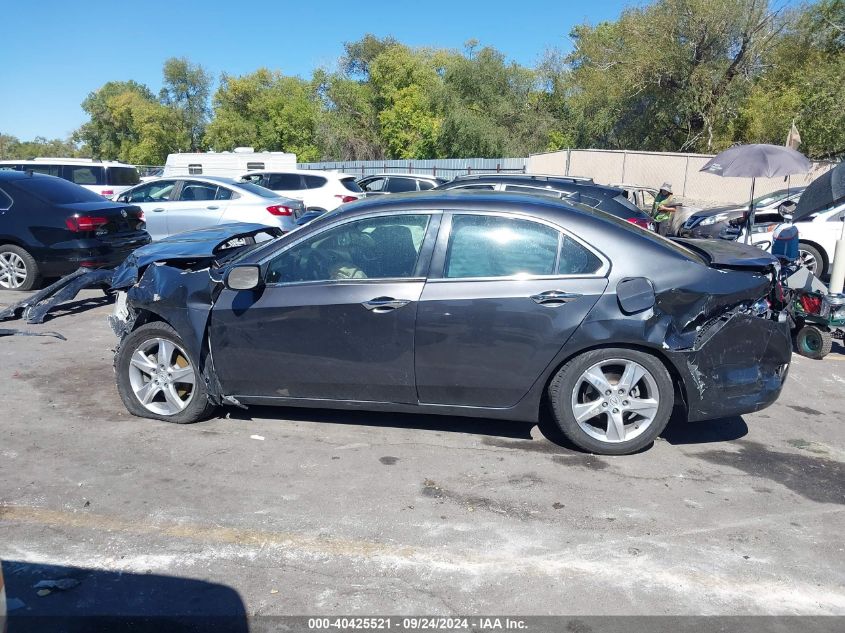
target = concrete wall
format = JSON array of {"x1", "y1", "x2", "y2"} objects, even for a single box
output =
[{"x1": 529, "y1": 149, "x2": 834, "y2": 207}]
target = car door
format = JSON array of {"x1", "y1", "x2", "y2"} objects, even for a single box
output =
[
  {"x1": 415, "y1": 212, "x2": 609, "y2": 409},
  {"x1": 166, "y1": 180, "x2": 228, "y2": 236},
  {"x1": 209, "y1": 212, "x2": 440, "y2": 402},
  {"x1": 119, "y1": 180, "x2": 179, "y2": 240}
]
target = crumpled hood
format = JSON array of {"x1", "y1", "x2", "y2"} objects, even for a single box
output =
[
  {"x1": 674, "y1": 238, "x2": 779, "y2": 271},
  {"x1": 111, "y1": 223, "x2": 283, "y2": 289}
]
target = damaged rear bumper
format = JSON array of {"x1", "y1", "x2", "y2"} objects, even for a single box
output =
[{"x1": 667, "y1": 311, "x2": 792, "y2": 422}]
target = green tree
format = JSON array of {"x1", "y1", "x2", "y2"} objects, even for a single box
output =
[
  {"x1": 204, "y1": 69, "x2": 321, "y2": 161},
  {"x1": 160, "y1": 57, "x2": 212, "y2": 151}
]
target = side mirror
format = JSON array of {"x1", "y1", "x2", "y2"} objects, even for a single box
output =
[
  {"x1": 225, "y1": 265, "x2": 262, "y2": 291},
  {"x1": 778, "y1": 201, "x2": 796, "y2": 222}
]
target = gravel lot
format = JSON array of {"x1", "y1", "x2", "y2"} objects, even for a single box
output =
[{"x1": 1, "y1": 288, "x2": 843, "y2": 619}]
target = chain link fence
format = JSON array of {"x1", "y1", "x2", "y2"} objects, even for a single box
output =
[{"x1": 296, "y1": 158, "x2": 527, "y2": 179}]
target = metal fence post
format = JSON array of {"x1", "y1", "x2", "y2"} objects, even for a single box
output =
[
  {"x1": 682, "y1": 155, "x2": 690, "y2": 197},
  {"x1": 621, "y1": 151, "x2": 628, "y2": 183}
]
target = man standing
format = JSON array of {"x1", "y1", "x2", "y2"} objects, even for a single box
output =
[{"x1": 651, "y1": 183, "x2": 675, "y2": 236}]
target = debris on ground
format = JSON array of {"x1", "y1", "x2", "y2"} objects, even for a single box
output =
[
  {"x1": 250, "y1": 435, "x2": 265, "y2": 441},
  {"x1": 0, "y1": 328, "x2": 66, "y2": 340}
]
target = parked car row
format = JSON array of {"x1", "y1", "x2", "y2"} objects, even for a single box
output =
[{"x1": 0, "y1": 157, "x2": 140, "y2": 198}]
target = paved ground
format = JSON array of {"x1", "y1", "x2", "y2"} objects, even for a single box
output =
[{"x1": 0, "y1": 288, "x2": 843, "y2": 619}]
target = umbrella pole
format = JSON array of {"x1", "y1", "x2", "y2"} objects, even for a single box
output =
[{"x1": 745, "y1": 178, "x2": 756, "y2": 244}]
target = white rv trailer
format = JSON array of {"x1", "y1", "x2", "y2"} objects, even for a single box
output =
[{"x1": 163, "y1": 148, "x2": 297, "y2": 178}]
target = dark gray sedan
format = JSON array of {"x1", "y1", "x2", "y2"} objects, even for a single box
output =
[{"x1": 110, "y1": 192, "x2": 792, "y2": 455}]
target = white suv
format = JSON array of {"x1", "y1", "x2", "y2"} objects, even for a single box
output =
[
  {"x1": 239, "y1": 169, "x2": 362, "y2": 213},
  {"x1": 0, "y1": 158, "x2": 140, "y2": 198}
]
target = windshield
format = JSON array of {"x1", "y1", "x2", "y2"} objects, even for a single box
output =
[
  {"x1": 237, "y1": 181, "x2": 285, "y2": 199},
  {"x1": 752, "y1": 189, "x2": 795, "y2": 207},
  {"x1": 9, "y1": 175, "x2": 107, "y2": 204}
]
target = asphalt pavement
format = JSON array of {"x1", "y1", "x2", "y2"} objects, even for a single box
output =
[{"x1": 0, "y1": 288, "x2": 843, "y2": 620}]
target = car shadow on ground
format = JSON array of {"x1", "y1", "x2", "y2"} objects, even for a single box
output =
[
  {"x1": 30, "y1": 294, "x2": 112, "y2": 323},
  {"x1": 226, "y1": 405, "x2": 749, "y2": 454},
  {"x1": 1, "y1": 559, "x2": 248, "y2": 632}
]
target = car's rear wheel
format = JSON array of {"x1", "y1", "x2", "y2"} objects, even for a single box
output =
[
  {"x1": 115, "y1": 322, "x2": 217, "y2": 423},
  {"x1": 548, "y1": 348, "x2": 674, "y2": 455},
  {"x1": 0, "y1": 244, "x2": 40, "y2": 291},
  {"x1": 798, "y1": 243, "x2": 824, "y2": 277}
]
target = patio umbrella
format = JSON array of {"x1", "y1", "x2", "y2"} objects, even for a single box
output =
[
  {"x1": 700, "y1": 144, "x2": 812, "y2": 243},
  {"x1": 793, "y1": 161, "x2": 845, "y2": 222}
]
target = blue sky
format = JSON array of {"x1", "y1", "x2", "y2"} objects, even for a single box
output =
[{"x1": 0, "y1": 0, "x2": 632, "y2": 140}]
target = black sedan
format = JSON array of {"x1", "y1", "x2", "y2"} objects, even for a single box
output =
[
  {"x1": 0, "y1": 171, "x2": 150, "y2": 290},
  {"x1": 435, "y1": 174, "x2": 656, "y2": 230},
  {"x1": 109, "y1": 191, "x2": 791, "y2": 455}
]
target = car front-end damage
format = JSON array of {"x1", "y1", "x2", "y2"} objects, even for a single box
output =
[{"x1": 108, "y1": 223, "x2": 283, "y2": 407}]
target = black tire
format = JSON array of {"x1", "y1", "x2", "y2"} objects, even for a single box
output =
[
  {"x1": 794, "y1": 325, "x2": 832, "y2": 360},
  {"x1": 115, "y1": 321, "x2": 217, "y2": 424},
  {"x1": 0, "y1": 244, "x2": 41, "y2": 291},
  {"x1": 798, "y1": 243, "x2": 825, "y2": 277},
  {"x1": 548, "y1": 348, "x2": 674, "y2": 455}
]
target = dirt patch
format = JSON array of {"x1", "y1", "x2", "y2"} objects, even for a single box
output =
[
  {"x1": 696, "y1": 440, "x2": 844, "y2": 505},
  {"x1": 379, "y1": 456, "x2": 399, "y2": 465},
  {"x1": 421, "y1": 479, "x2": 541, "y2": 521},
  {"x1": 787, "y1": 405, "x2": 823, "y2": 416}
]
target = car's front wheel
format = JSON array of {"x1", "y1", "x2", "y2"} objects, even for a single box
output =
[
  {"x1": 548, "y1": 348, "x2": 674, "y2": 455},
  {"x1": 115, "y1": 322, "x2": 217, "y2": 423},
  {"x1": 799, "y1": 243, "x2": 825, "y2": 277}
]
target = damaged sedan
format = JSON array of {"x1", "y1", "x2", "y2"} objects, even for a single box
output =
[{"x1": 109, "y1": 191, "x2": 792, "y2": 455}]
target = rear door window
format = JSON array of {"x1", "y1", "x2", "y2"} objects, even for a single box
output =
[
  {"x1": 106, "y1": 166, "x2": 140, "y2": 186},
  {"x1": 304, "y1": 175, "x2": 327, "y2": 189},
  {"x1": 386, "y1": 177, "x2": 418, "y2": 193},
  {"x1": 444, "y1": 215, "x2": 560, "y2": 279},
  {"x1": 178, "y1": 181, "x2": 218, "y2": 202},
  {"x1": 268, "y1": 173, "x2": 303, "y2": 190},
  {"x1": 359, "y1": 177, "x2": 387, "y2": 192},
  {"x1": 29, "y1": 164, "x2": 61, "y2": 177},
  {"x1": 65, "y1": 165, "x2": 105, "y2": 185}
]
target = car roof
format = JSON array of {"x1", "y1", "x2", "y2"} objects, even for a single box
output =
[
  {"x1": 0, "y1": 169, "x2": 38, "y2": 181},
  {"x1": 359, "y1": 173, "x2": 441, "y2": 180},
  {"x1": 238, "y1": 169, "x2": 354, "y2": 179},
  {"x1": 441, "y1": 175, "x2": 623, "y2": 196}
]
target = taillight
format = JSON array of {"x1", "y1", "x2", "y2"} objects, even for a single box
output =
[
  {"x1": 335, "y1": 195, "x2": 359, "y2": 203},
  {"x1": 267, "y1": 205, "x2": 293, "y2": 216},
  {"x1": 800, "y1": 294, "x2": 824, "y2": 315},
  {"x1": 101, "y1": 189, "x2": 114, "y2": 197},
  {"x1": 65, "y1": 215, "x2": 109, "y2": 232},
  {"x1": 627, "y1": 217, "x2": 652, "y2": 230}
]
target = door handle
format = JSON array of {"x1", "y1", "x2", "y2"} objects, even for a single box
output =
[
  {"x1": 362, "y1": 296, "x2": 411, "y2": 313},
  {"x1": 207, "y1": 205, "x2": 219, "y2": 210},
  {"x1": 151, "y1": 207, "x2": 165, "y2": 213},
  {"x1": 529, "y1": 290, "x2": 582, "y2": 306}
]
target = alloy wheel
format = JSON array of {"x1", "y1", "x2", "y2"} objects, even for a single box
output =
[
  {"x1": 0, "y1": 251, "x2": 27, "y2": 289},
  {"x1": 570, "y1": 359, "x2": 660, "y2": 444},
  {"x1": 127, "y1": 337, "x2": 196, "y2": 416},
  {"x1": 799, "y1": 249, "x2": 818, "y2": 275}
]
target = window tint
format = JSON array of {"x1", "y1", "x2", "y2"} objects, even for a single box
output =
[
  {"x1": 453, "y1": 184, "x2": 496, "y2": 190},
  {"x1": 445, "y1": 215, "x2": 559, "y2": 279},
  {"x1": 66, "y1": 166, "x2": 105, "y2": 185},
  {"x1": 215, "y1": 186, "x2": 234, "y2": 201},
  {"x1": 504, "y1": 184, "x2": 563, "y2": 199},
  {"x1": 106, "y1": 166, "x2": 140, "y2": 186},
  {"x1": 9, "y1": 175, "x2": 105, "y2": 204},
  {"x1": 304, "y1": 175, "x2": 327, "y2": 188},
  {"x1": 360, "y1": 177, "x2": 387, "y2": 192},
  {"x1": 386, "y1": 177, "x2": 418, "y2": 193},
  {"x1": 179, "y1": 181, "x2": 218, "y2": 202},
  {"x1": 558, "y1": 235, "x2": 602, "y2": 275},
  {"x1": 418, "y1": 180, "x2": 435, "y2": 190},
  {"x1": 0, "y1": 164, "x2": 23, "y2": 171},
  {"x1": 341, "y1": 177, "x2": 363, "y2": 192},
  {"x1": 29, "y1": 164, "x2": 61, "y2": 177},
  {"x1": 188, "y1": 164, "x2": 202, "y2": 175},
  {"x1": 267, "y1": 214, "x2": 430, "y2": 284},
  {"x1": 0, "y1": 187, "x2": 12, "y2": 211},
  {"x1": 123, "y1": 180, "x2": 177, "y2": 203},
  {"x1": 236, "y1": 182, "x2": 281, "y2": 199},
  {"x1": 268, "y1": 173, "x2": 303, "y2": 190}
]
